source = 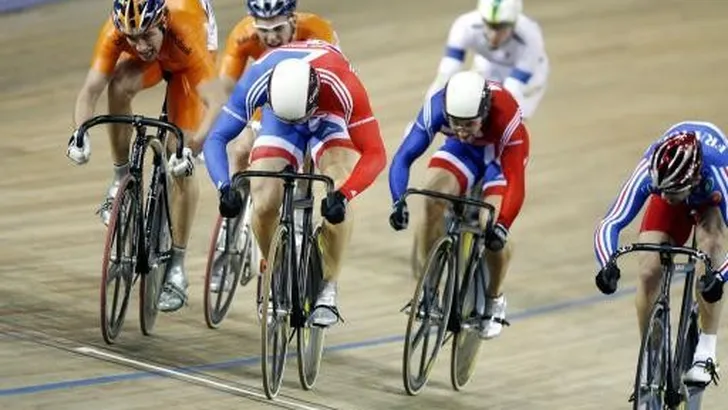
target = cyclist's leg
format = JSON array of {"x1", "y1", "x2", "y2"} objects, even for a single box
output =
[
  {"x1": 157, "y1": 71, "x2": 205, "y2": 312},
  {"x1": 248, "y1": 106, "x2": 308, "y2": 263},
  {"x1": 99, "y1": 56, "x2": 162, "y2": 224},
  {"x1": 635, "y1": 195, "x2": 693, "y2": 334},
  {"x1": 413, "y1": 138, "x2": 484, "y2": 276},
  {"x1": 306, "y1": 114, "x2": 358, "y2": 325},
  {"x1": 229, "y1": 110, "x2": 261, "y2": 174},
  {"x1": 477, "y1": 161, "x2": 513, "y2": 339},
  {"x1": 686, "y1": 205, "x2": 725, "y2": 383}
]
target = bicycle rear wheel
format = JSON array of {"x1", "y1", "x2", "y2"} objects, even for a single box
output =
[
  {"x1": 203, "y1": 192, "x2": 252, "y2": 329},
  {"x1": 633, "y1": 302, "x2": 670, "y2": 410},
  {"x1": 260, "y1": 224, "x2": 293, "y2": 399},
  {"x1": 402, "y1": 236, "x2": 456, "y2": 396},
  {"x1": 99, "y1": 175, "x2": 139, "y2": 345},
  {"x1": 451, "y1": 242, "x2": 487, "y2": 391},
  {"x1": 297, "y1": 226, "x2": 326, "y2": 390},
  {"x1": 139, "y1": 173, "x2": 172, "y2": 336}
]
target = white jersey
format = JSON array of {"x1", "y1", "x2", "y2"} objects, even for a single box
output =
[{"x1": 429, "y1": 11, "x2": 549, "y2": 119}]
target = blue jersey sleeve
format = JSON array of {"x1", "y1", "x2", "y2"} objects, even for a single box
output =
[
  {"x1": 202, "y1": 64, "x2": 272, "y2": 189},
  {"x1": 388, "y1": 91, "x2": 447, "y2": 203},
  {"x1": 594, "y1": 158, "x2": 653, "y2": 268}
]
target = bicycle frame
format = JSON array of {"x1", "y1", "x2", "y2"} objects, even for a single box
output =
[
  {"x1": 401, "y1": 188, "x2": 495, "y2": 332},
  {"x1": 232, "y1": 163, "x2": 334, "y2": 328},
  {"x1": 608, "y1": 238, "x2": 714, "y2": 407},
  {"x1": 76, "y1": 101, "x2": 185, "y2": 276}
]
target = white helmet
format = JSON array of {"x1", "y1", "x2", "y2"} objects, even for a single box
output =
[
  {"x1": 267, "y1": 58, "x2": 320, "y2": 122},
  {"x1": 444, "y1": 71, "x2": 492, "y2": 120},
  {"x1": 477, "y1": 0, "x2": 522, "y2": 24}
]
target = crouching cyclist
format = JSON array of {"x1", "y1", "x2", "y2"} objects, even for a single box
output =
[
  {"x1": 594, "y1": 121, "x2": 728, "y2": 386},
  {"x1": 66, "y1": 0, "x2": 226, "y2": 312},
  {"x1": 202, "y1": 40, "x2": 386, "y2": 326},
  {"x1": 388, "y1": 71, "x2": 530, "y2": 340}
]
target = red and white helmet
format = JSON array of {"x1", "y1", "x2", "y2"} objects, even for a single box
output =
[{"x1": 649, "y1": 131, "x2": 703, "y2": 193}]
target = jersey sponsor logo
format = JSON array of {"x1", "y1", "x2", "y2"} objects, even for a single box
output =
[
  {"x1": 696, "y1": 130, "x2": 728, "y2": 154},
  {"x1": 169, "y1": 31, "x2": 192, "y2": 56}
]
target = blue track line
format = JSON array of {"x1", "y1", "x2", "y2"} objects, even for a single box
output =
[{"x1": 0, "y1": 285, "x2": 636, "y2": 397}]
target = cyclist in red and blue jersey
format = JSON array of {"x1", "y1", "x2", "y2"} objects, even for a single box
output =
[
  {"x1": 388, "y1": 70, "x2": 530, "y2": 341},
  {"x1": 594, "y1": 121, "x2": 728, "y2": 385},
  {"x1": 202, "y1": 39, "x2": 386, "y2": 327}
]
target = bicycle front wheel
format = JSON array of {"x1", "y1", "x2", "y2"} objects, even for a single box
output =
[
  {"x1": 99, "y1": 175, "x2": 139, "y2": 345},
  {"x1": 202, "y1": 202, "x2": 250, "y2": 329},
  {"x1": 297, "y1": 226, "x2": 326, "y2": 390},
  {"x1": 260, "y1": 224, "x2": 293, "y2": 399},
  {"x1": 139, "y1": 173, "x2": 172, "y2": 336},
  {"x1": 633, "y1": 302, "x2": 670, "y2": 410},
  {"x1": 402, "y1": 235, "x2": 456, "y2": 396},
  {"x1": 451, "y1": 243, "x2": 487, "y2": 391}
]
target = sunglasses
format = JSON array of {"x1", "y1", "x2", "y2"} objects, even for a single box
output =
[{"x1": 482, "y1": 20, "x2": 515, "y2": 32}]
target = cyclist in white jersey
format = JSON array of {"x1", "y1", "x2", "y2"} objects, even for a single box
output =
[{"x1": 427, "y1": 0, "x2": 548, "y2": 120}]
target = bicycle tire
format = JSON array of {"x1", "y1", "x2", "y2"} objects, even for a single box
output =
[
  {"x1": 297, "y1": 225, "x2": 326, "y2": 390},
  {"x1": 260, "y1": 224, "x2": 293, "y2": 399},
  {"x1": 203, "y1": 191, "x2": 251, "y2": 329},
  {"x1": 633, "y1": 302, "x2": 670, "y2": 410},
  {"x1": 402, "y1": 235, "x2": 456, "y2": 396},
  {"x1": 451, "y1": 241, "x2": 487, "y2": 391},
  {"x1": 139, "y1": 171, "x2": 172, "y2": 336},
  {"x1": 99, "y1": 175, "x2": 139, "y2": 345}
]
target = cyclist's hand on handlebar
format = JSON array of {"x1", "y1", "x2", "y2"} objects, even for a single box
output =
[
  {"x1": 219, "y1": 185, "x2": 243, "y2": 218},
  {"x1": 595, "y1": 262, "x2": 621, "y2": 295},
  {"x1": 66, "y1": 129, "x2": 91, "y2": 165},
  {"x1": 389, "y1": 199, "x2": 409, "y2": 231},
  {"x1": 321, "y1": 190, "x2": 347, "y2": 225},
  {"x1": 484, "y1": 222, "x2": 508, "y2": 252},
  {"x1": 699, "y1": 273, "x2": 724, "y2": 304},
  {"x1": 168, "y1": 147, "x2": 195, "y2": 177}
]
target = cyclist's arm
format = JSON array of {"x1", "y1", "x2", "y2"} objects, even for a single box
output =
[
  {"x1": 502, "y1": 19, "x2": 546, "y2": 110},
  {"x1": 340, "y1": 116, "x2": 386, "y2": 201},
  {"x1": 708, "y1": 166, "x2": 728, "y2": 280},
  {"x1": 74, "y1": 22, "x2": 120, "y2": 128},
  {"x1": 493, "y1": 123, "x2": 529, "y2": 229},
  {"x1": 218, "y1": 22, "x2": 254, "y2": 96},
  {"x1": 73, "y1": 69, "x2": 110, "y2": 128},
  {"x1": 593, "y1": 158, "x2": 652, "y2": 268},
  {"x1": 388, "y1": 115, "x2": 436, "y2": 203},
  {"x1": 202, "y1": 65, "x2": 267, "y2": 189},
  {"x1": 191, "y1": 78, "x2": 227, "y2": 153}
]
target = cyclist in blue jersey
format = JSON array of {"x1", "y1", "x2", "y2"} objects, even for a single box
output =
[{"x1": 594, "y1": 121, "x2": 728, "y2": 385}]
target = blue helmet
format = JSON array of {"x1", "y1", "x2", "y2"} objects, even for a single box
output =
[{"x1": 247, "y1": 0, "x2": 297, "y2": 19}]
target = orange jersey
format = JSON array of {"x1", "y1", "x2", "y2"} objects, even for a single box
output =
[
  {"x1": 218, "y1": 12, "x2": 337, "y2": 81},
  {"x1": 90, "y1": 9, "x2": 215, "y2": 88},
  {"x1": 166, "y1": 0, "x2": 206, "y2": 19}
]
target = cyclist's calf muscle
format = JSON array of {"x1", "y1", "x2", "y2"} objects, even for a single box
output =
[
  {"x1": 316, "y1": 146, "x2": 358, "y2": 281},
  {"x1": 230, "y1": 126, "x2": 256, "y2": 174},
  {"x1": 249, "y1": 157, "x2": 289, "y2": 261}
]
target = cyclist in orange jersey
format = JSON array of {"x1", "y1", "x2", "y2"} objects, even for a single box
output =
[{"x1": 66, "y1": 0, "x2": 226, "y2": 313}]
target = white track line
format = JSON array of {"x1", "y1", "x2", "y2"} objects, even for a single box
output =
[{"x1": 74, "y1": 346, "x2": 323, "y2": 410}]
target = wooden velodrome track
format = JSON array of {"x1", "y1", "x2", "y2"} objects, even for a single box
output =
[{"x1": 2, "y1": 0, "x2": 728, "y2": 408}]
